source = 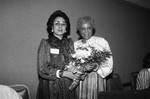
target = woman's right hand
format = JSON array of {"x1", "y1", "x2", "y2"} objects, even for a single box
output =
[{"x1": 62, "y1": 71, "x2": 81, "y2": 80}]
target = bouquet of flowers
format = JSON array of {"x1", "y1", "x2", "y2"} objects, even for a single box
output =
[{"x1": 65, "y1": 44, "x2": 112, "y2": 91}]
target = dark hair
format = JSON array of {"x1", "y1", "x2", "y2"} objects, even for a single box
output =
[
  {"x1": 46, "y1": 10, "x2": 70, "y2": 39},
  {"x1": 76, "y1": 16, "x2": 95, "y2": 40},
  {"x1": 142, "y1": 52, "x2": 150, "y2": 68}
]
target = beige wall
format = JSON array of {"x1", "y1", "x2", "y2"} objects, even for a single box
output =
[{"x1": 0, "y1": 0, "x2": 150, "y2": 98}]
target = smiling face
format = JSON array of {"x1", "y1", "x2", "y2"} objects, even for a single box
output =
[
  {"x1": 52, "y1": 17, "x2": 67, "y2": 38},
  {"x1": 80, "y1": 22, "x2": 93, "y2": 40}
]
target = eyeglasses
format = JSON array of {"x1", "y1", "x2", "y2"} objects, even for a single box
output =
[
  {"x1": 53, "y1": 22, "x2": 67, "y2": 27},
  {"x1": 80, "y1": 27, "x2": 92, "y2": 31}
]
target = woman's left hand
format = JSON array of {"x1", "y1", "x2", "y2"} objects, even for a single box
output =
[
  {"x1": 80, "y1": 73, "x2": 88, "y2": 80},
  {"x1": 84, "y1": 63, "x2": 99, "y2": 72}
]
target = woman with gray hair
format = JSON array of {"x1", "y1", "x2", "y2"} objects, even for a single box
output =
[{"x1": 74, "y1": 16, "x2": 113, "y2": 99}]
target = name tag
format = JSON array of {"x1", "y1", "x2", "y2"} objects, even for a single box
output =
[{"x1": 50, "y1": 48, "x2": 59, "y2": 54}]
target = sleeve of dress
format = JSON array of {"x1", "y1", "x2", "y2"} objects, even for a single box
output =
[
  {"x1": 37, "y1": 39, "x2": 58, "y2": 81},
  {"x1": 136, "y1": 69, "x2": 150, "y2": 90},
  {"x1": 97, "y1": 38, "x2": 113, "y2": 78}
]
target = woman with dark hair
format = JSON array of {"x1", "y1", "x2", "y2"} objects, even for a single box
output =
[
  {"x1": 74, "y1": 16, "x2": 113, "y2": 99},
  {"x1": 36, "y1": 10, "x2": 78, "y2": 99},
  {"x1": 136, "y1": 52, "x2": 150, "y2": 90}
]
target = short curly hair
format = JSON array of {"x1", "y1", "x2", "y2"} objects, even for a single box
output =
[
  {"x1": 76, "y1": 16, "x2": 95, "y2": 39},
  {"x1": 46, "y1": 10, "x2": 70, "y2": 39},
  {"x1": 142, "y1": 52, "x2": 150, "y2": 69}
]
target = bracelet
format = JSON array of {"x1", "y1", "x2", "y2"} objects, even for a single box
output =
[{"x1": 56, "y1": 70, "x2": 61, "y2": 78}]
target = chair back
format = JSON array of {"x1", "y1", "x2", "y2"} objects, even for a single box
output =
[
  {"x1": 130, "y1": 72, "x2": 138, "y2": 90},
  {"x1": 10, "y1": 84, "x2": 31, "y2": 99},
  {"x1": 106, "y1": 73, "x2": 123, "y2": 91}
]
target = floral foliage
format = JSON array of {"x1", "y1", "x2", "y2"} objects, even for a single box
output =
[{"x1": 65, "y1": 44, "x2": 112, "y2": 91}]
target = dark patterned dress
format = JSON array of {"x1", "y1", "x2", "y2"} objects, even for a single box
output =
[{"x1": 36, "y1": 36, "x2": 76, "y2": 99}]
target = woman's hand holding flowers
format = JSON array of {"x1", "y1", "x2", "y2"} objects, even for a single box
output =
[
  {"x1": 62, "y1": 71, "x2": 81, "y2": 80},
  {"x1": 80, "y1": 73, "x2": 88, "y2": 81},
  {"x1": 84, "y1": 63, "x2": 99, "y2": 72}
]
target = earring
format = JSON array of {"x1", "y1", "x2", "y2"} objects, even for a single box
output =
[{"x1": 52, "y1": 29, "x2": 53, "y2": 32}]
